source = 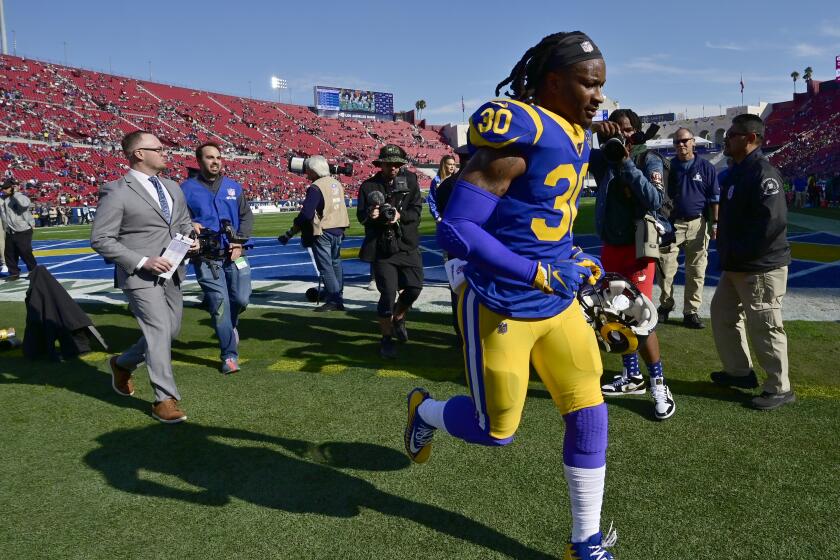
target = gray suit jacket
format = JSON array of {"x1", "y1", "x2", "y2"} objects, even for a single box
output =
[{"x1": 91, "y1": 173, "x2": 193, "y2": 290}]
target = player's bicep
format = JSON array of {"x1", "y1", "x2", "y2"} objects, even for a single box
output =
[{"x1": 460, "y1": 146, "x2": 526, "y2": 197}]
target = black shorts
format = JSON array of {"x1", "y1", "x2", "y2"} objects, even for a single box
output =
[{"x1": 373, "y1": 250, "x2": 423, "y2": 293}]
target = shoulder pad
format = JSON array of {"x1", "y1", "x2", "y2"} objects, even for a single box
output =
[{"x1": 468, "y1": 99, "x2": 542, "y2": 152}]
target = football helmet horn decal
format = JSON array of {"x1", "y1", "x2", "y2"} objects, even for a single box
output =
[{"x1": 577, "y1": 272, "x2": 658, "y2": 354}]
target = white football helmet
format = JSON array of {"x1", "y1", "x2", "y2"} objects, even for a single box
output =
[{"x1": 577, "y1": 272, "x2": 658, "y2": 354}]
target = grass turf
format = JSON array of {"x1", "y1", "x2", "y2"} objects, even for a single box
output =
[
  {"x1": 34, "y1": 198, "x2": 599, "y2": 241},
  {"x1": 0, "y1": 301, "x2": 838, "y2": 559}
]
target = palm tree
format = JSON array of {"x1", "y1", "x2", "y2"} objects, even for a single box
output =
[
  {"x1": 803, "y1": 66, "x2": 813, "y2": 82},
  {"x1": 791, "y1": 71, "x2": 800, "y2": 93},
  {"x1": 415, "y1": 99, "x2": 426, "y2": 119}
]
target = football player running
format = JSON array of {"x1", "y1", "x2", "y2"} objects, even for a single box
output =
[{"x1": 404, "y1": 32, "x2": 618, "y2": 559}]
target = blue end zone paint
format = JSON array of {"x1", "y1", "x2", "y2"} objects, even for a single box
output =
[{"x1": 30, "y1": 232, "x2": 840, "y2": 289}]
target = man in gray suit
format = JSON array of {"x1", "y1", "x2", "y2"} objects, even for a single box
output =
[{"x1": 91, "y1": 130, "x2": 197, "y2": 423}]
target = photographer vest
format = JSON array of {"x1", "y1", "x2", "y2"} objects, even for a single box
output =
[
  {"x1": 180, "y1": 176, "x2": 242, "y2": 247},
  {"x1": 312, "y1": 176, "x2": 349, "y2": 235}
]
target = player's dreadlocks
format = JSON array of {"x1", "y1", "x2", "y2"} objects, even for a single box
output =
[{"x1": 495, "y1": 31, "x2": 603, "y2": 103}]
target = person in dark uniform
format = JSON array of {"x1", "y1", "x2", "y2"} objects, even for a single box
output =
[
  {"x1": 357, "y1": 145, "x2": 424, "y2": 359},
  {"x1": 710, "y1": 114, "x2": 794, "y2": 410}
]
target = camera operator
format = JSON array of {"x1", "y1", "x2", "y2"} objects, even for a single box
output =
[
  {"x1": 181, "y1": 141, "x2": 253, "y2": 375},
  {"x1": 590, "y1": 109, "x2": 675, "y2": 420},
  {"x1": 357, "y1": 144, "x2": 423, "y2": 359},
  {"x1": 278, "y1": 155, "x2": 350, "y2": 312},
  {"x1": 0, "y1": 178, "x2": 37, "y2": 281}
]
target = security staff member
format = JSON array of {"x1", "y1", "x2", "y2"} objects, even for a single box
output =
[
  {"x1": 710, "y1": 114, "x2": 794, "y2": 411},
  {"x1": 357, "y1": 144, "x2": 423, "y2": 359},
  {"x1": 657, "y1": 127, "x2": 719, "y2": 329},
  {"x1": 181, "y1": 142, "x2": 253, "y2": 375}
]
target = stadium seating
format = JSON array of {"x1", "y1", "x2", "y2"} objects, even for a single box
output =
[
  {"x1": 765, "y1": 80, "x2": 840, "y2": 178},
  {"x1": 0, "y1": 54, "x2": 454, "y2": 206}
]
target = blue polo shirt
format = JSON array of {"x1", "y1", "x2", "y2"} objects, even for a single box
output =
[{"x1": 669, "y1": 156, "x2": 719, "y2": 220}]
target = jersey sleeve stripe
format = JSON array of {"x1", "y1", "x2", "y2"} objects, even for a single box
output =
[{"x1": 504, "y1": 99, "x2": 544, "y2": 145}]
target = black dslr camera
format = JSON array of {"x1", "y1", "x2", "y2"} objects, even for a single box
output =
[
  {"x1": 602, "y1": 124, "x2": 660, "y2": 163},
  {"x1": 367, "y1": 173, "x2": 408, "y2": 223}
]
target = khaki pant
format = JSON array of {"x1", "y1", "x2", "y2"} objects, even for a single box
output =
[
  {"x1": 658, "y1": 217, "x2": 710, "y2": 314},
  {"x1": 710, "y1": 267, "x2": 789, "y2": 393}
]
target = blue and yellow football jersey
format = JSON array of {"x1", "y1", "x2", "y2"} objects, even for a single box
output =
[{"x1": 466, "y1": 99, "x2": 591, "y2": 319}]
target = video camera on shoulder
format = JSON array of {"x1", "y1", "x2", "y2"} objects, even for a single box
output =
[
  {"x1": 602, "y1": 124, "x2": 660, "y2": 163},
  {"x1": 288, "y1": 156, "x2": 354, "y2": 177},
  {"x1": 192, "y1": 219, "x2": 248, "y2": 259}
]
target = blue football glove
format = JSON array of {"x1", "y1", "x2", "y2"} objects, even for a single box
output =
[
  {"x1": 569, "y1": 245, "x2": 603, "y2": 285},
  {"x1": 532, "y1": 260, "x2": 597, "y2": 297}
]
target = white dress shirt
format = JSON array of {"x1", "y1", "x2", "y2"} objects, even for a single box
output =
[{"x1": 128, "y1": 169, "x2": 175, "y2": 271}]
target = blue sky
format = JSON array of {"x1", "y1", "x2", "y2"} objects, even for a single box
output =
[{"x1": 4, "y1": 0, "x2": 839, "y2": 123}]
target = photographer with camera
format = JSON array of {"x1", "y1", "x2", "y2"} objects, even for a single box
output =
[
  {"x1": 181, "y1": 142, "x2": 253, "y2": 374},
  {"x1": 357, "y1": 145, "x2": 423, "y2": 359},
  {"x1": 0, "y1": 177, "x2": 37, "y2": 281},
  {"x1": 278, "y1": 155, "x2": 350, "y2": 312},
  {"x1": 590, "y1": 109, "x2": 675, "y2": 420}
]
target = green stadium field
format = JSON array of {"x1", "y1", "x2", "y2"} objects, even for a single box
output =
[{"x1": 1, "y1": 200, "x2": 838, "y2": 558}]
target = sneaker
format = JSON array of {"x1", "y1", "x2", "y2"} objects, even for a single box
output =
[
  {"x1": 710, "y1": 370, "x2": 759, "y2": 389},
  {"x1": 366, "y1": 279, "x2": 377, "y2": 291},
  {"x1": 404, "y1": 388, "x2": 436, "y2": 464},
  {"x1": 221, "y1": 357, "x2": 240, "y2": 374},
  {"x1": 4, "y1": 275, "x2": 20, "y2": 282},
  {"x1": 751, "y1": 390, "x2": 796, "y2": 411},
  {"x1": 380, "y1": 336, "x2": 397, "y2": 359},
  {"x1": 0, "y1": 265, "x2": 7, "y2": 274},
  {"x1": 650, "y1": 377, "x2": 676, "y2": 420},
  {"x1": 683, "y1": 312, "x2": 705, "y2": 329},
  {"x1": 109, "y1": 356, "x2": 134, "y2": 396},
  {"x1": 392, "y1": 317, "x2": 408, "y2": 342},
  {"x1": 601, "y1": 370, "x2": 646, "y2": 396},
  {"x1": 564, "y1": 526, "x2": 617, "y2": 560},
  {"x1": 657, "y1": 306, "x2": 670, "y2": 324},
  {"x1": 151, "y1": 398, "x2": 187, "y2": 424}
]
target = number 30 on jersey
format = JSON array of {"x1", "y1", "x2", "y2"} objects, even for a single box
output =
[{"x1": 531, "y1": 163, "x2": 589, "y2": 242}]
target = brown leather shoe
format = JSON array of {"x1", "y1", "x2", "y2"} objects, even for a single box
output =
[
  {"x1": 151, "y1": 398, "x2": 187, "y2": 424},
  {"x1": 109, "y1": 356, "x2": 134, "y2": 396}
]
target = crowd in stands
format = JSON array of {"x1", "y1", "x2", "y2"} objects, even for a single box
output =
[
  {"x1": 765, "y1": 79, "x2": 840, "y2": 189},
  {"x1": 0, "y1": 54, "x2": 452, "y2": 208}
]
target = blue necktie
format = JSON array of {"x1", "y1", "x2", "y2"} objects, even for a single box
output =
[{"x1": 149, "y1": 176, "x2": 171, "y2": 223}]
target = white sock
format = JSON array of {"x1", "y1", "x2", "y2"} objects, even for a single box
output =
[
  {"x1": 564, "y1": 464, "x2": 605, "y2": 543},
  {"x1": 417, "y1": 399, "x2": 449, "y2": 435}
]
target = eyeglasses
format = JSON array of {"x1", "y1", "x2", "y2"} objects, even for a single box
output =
[
  {"x1": 137, "y1": 147, "x2": 166, "y2": 153},
  {"x1": 673, "y1": 138, "x2": 693, "y2": 145},
  {"x1": 724, "y1": 132, "x2": 748, "y2": 140}
]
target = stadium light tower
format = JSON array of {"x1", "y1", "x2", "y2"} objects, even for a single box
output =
[
  {"x1": 271, "y1": 76, "x2": 287, "y2": 103},
  {"x1": 0, "y1": 0, "x2": 8, "y2": 55}
]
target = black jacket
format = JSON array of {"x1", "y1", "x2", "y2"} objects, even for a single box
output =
[
  {"x1": 717, "y1": 149, "x2": 790, "y2": 272},
  {"x1": 23, "y1": 265, "x2": 95, "y2": 360},
  {"x1": 356, "y1": 170, "x2": 422, "y2": 262}
]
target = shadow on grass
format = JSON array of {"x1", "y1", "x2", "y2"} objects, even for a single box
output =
[
  {"x1": 239, "y1": 309, "x2": 465, "y2": 382},
  {"x1": 0, "y1": 350, "x2": 151, "y2": 416},
  {"x1": 84, "y1": 424, "x2": 555, "y2": 559}
]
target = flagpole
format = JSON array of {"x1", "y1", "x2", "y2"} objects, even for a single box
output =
[{"x1": 740, "y1": 73, "x2": 744, "y2": 107}]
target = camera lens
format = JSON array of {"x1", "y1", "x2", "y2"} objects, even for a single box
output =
[{"x1": 603, "y1": 137, "x2": 626, "y2": 163}]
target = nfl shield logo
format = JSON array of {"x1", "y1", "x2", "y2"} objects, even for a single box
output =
[
  {"x1": 227, "y1": 188, "x2": 236, "y2": 197},
  {"x1": 497, "y1": 322, "x2": 508, "y2": 335},
  {"x1": 580, "y1": 41, "x2": 594, "y2": 53}
]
